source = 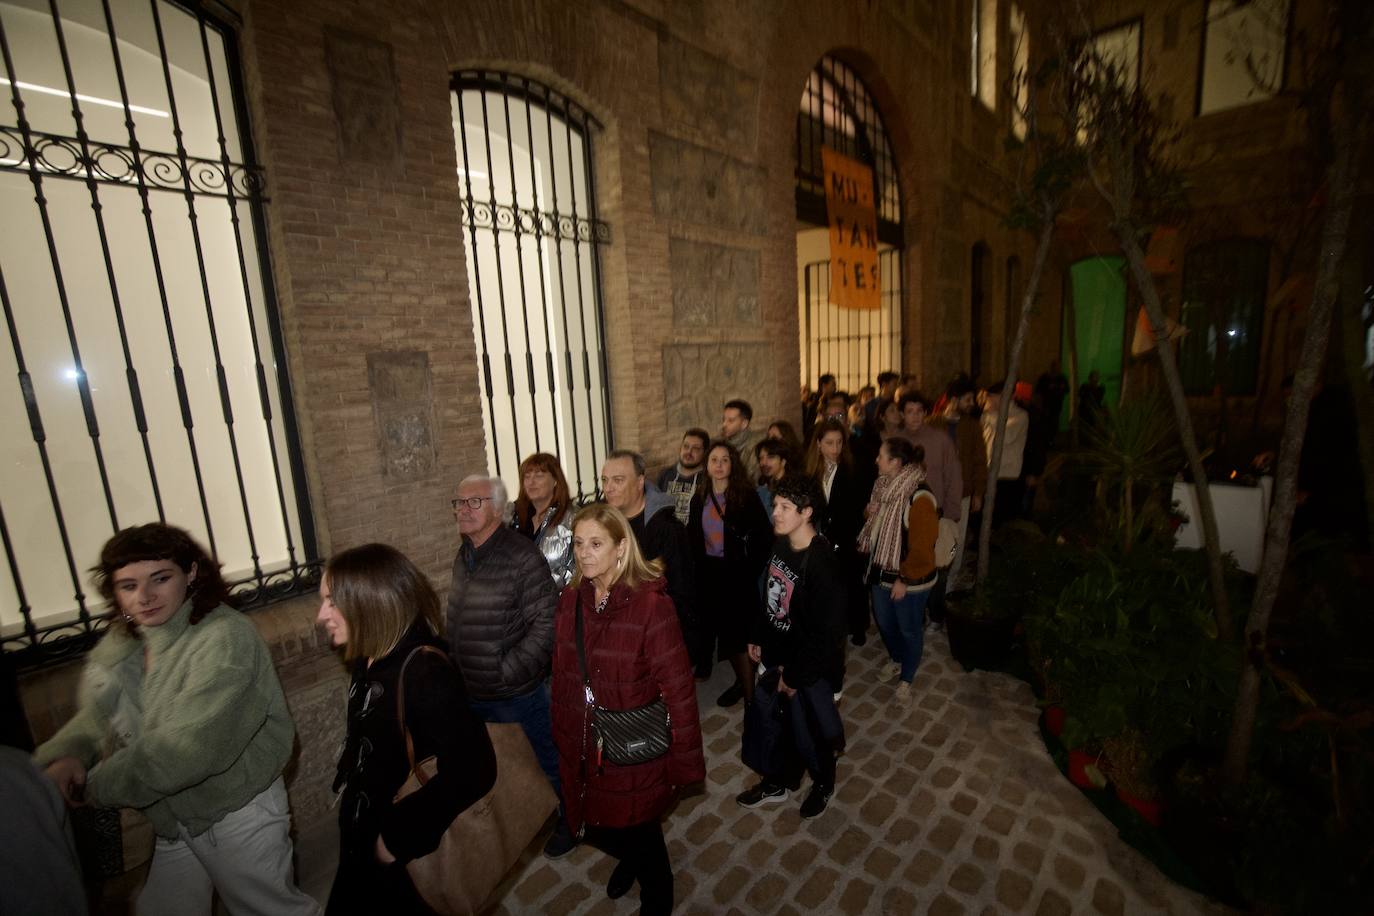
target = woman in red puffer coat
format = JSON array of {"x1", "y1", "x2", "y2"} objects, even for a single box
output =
[{"x1": 551, "y1": 503, "x2": 705, "y2": 915}]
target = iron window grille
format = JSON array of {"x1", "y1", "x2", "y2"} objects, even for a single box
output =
[
  {"x1": 450, "y1": 71, "x2": 613, "y2": 504},
  {"x1": 795, "y1": 55, "x2": 904, "y2": 393},
  {"x1": 801, "y1": 254, "x2": 904, "y2": 398},
  {"x1": 0, "y1": 0, "x2": 317, "y2": 669}
]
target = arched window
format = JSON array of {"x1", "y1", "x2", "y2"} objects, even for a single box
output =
[
  {"x1": 795, "y1": 55, "x2": 903, "y2": 395},
  {"x1": 1, "y1": 0, "x2": 314, "y2": 664},
  {"x1": 450, "y1": 72, "x2": 612, "y2": 501}
]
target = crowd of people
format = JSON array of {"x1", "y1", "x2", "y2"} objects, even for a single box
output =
[{"x1": 22, "y1": 363, "x2": 1069, "y2": 916}]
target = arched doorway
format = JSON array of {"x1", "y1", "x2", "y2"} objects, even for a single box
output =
[{"x1": 795, "y1": 55, "x2": 903, "y2": 400}]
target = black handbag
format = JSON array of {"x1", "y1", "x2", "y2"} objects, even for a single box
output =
[{"x1": 575, "y1": 596, "x2": 671, "y2": 766}]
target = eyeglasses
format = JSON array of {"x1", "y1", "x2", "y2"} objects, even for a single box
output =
[{"x1": 451, "y1": 496, "x2": 494, "y2": 511}]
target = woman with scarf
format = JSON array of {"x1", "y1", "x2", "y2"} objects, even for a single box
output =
[
  {"x1": 856, "y1": 437, "x2": 939, "y2": 703},
  {"x1": 511, "y1": 452, "x2": 576, "y2": 588}
]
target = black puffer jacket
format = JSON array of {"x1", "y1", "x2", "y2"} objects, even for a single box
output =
[{"x1": 445, "y1": 525, "x2": 557, "y2": 700}]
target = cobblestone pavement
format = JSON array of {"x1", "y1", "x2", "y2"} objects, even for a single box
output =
[{"x1": 482, "y1": 629, "x2": 1226, "y2": 916}]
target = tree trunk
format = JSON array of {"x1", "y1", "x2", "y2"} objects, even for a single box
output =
[
  {"x1": 1221, "y1": 110, "x2": 1365, "y2": 786},
  {"x1": 1065, "y1": 279, "x2": 1082, "y2": 450},
  {"x1": 1117, "y1": 230, "x2": 1234, "y2": 641},
  {"x1": 1337, "y1": 218, "x2": 1374, "y2": 547},
  {"x1": 978, "y1": 217, "x2": 1055, "y2": 583}
]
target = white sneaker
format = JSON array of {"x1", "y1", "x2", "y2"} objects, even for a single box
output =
[
  {"x1": 877, "y1": 661, "x2": 902, "y2": 683},
  {"x1": 894, "y1": 681, "x2": 913, "y2": 703}
]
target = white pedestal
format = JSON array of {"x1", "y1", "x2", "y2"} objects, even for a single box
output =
[{"x1": 1172, "y1": 478, "x2": 1272, "y2": 574}]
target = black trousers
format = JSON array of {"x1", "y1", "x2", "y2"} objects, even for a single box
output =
[{"x1": 586, "y1": 819, "x2": 673, "y2": 912}]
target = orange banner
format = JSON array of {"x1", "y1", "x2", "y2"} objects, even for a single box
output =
[
  {"x1": 821, "y1": 147, "x2": 881, "y2": 311},
  {"x1": 1130, "y1": 306, "x2": 1188, "y2": 356}
]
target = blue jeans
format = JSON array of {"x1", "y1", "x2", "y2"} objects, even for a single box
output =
[
  {"x1": 871, "y1": 583, "x2": 931, "y2": 683},
  {"x1": 470, "y1": 684, "x2": 561, "y2": 801}
]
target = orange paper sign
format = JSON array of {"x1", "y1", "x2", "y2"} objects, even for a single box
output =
[{"x1": 821, "y1": 147, "x2": 881, "y2": 311}]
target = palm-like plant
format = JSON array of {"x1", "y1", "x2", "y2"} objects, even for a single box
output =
[{"x1": 1078, "y1": 391, "x2": 1183, "y2": 553}]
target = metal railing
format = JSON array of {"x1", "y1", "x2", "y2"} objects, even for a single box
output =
[
  {"x1": 452, "y1": 70, "x2": 613, "y2": 503},
  {"x1": 0, "y1": 0, "x2": 316, "y2": 669},
  {"x1": 801, "y1": 253, "x2": 904, "y2": 396}
]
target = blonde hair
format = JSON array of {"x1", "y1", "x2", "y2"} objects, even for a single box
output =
[
  {"x1": 569, "y1": 503, "x2": 664, "y2": 590},
  {"x1": 325, "y1": 543, "x2": 441, "y2": 662}
]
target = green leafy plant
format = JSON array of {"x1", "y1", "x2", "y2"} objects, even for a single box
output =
[
  {"x1": 1077, "y1": 391, "x2": 1183, "y2": 554},
  {"x1": 960, "y1": 521, "x2": 1088, "y2": 621},
  {"x1": 1023, "y1": 545, "x2": 1242, "y2": 790}
]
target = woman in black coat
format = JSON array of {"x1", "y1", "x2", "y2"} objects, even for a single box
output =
[
  {"x1": 688, "y1": 440, "x2": 774, "y2": 709},
  {"x1": 318, "y1": 543, "x2": 497, "y2": 915},
  {"x1": 806, "y1": 418, "x2": 870, "y2": 647}
]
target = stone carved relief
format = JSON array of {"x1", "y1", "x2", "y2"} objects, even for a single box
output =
[
  {"x1": 658, "y1": 36, "x2": 758, "y2": 151},
  {"x1": 649, "y1": 133, "x2": 767, "y2": 235},
  {"x1": 670, "y1": 238, "x2": 760, "y2": 327},
  {"x1": 662, "y1": 343, "x2": 776, "y2": 430},
  {"x1": 324, "y1": 28, "x2": 403, "y2": 172},
  {"x1": 367, "y1": 351, "x2": 437, "y2": 478}
]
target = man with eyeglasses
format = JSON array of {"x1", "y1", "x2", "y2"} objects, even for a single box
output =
[{"x1": 444, "y1": 474, "x2": 572, "y2": 857}]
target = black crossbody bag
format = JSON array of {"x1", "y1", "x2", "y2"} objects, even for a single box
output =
[{"x1": 575, "y1": 595, "x2": 671, "y2": 766}]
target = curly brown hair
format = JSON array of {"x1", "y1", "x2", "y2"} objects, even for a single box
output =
[{"x1": 94, "y1": 523, "x2": 229, "y2": 629}]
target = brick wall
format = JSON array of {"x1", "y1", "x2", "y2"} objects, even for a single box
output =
[{"x1": 16, "y1": 0, "x2": 1337, "y2": 855}]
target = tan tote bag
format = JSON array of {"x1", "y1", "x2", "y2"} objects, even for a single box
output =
[{"x1": 392, "y1": 646, "x2": 559, "y2": 916}]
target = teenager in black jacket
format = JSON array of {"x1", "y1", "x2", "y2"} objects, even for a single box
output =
[{"x1": 737, "y1": 474, "x2": 847, "y2": 819}]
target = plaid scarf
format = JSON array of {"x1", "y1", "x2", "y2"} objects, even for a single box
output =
[{"x1": 856, "y1": 463, "x2": 926, "y2": 573}]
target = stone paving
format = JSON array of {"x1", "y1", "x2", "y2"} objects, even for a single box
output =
[{"x1": 471, "y1": 629, "x2": 1226, "y2": 916}]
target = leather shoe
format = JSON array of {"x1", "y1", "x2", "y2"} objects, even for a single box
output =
[
  {"x1": 542, "y1": 820, "x2": 577, "y2": 859},
  {"x1": 715, "y1": 682, "x2": 745, "y2": 707},
  {"x1": 607, "y1": 859, "x2": 636, "y2": 899}
]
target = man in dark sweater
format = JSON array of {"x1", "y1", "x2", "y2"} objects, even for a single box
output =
[
  {"x1": 736, "y1": 474, "x2": 847, "y2": 819},
  {"x1": 655, "y1": 427, "x2": 710, "y2": 526},
  {"x1": 601, "y1": 449, "x2": 703, "y2": 673}
]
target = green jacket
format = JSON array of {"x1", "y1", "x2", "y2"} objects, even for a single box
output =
[{"x1": 34, "y1": 601, "x2": 295, "y2": 838}]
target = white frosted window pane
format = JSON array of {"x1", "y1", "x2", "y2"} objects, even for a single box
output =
[
  {"x1": 1199, "y1": 0, "x2": 1288, "y2": 115},
  {"x1": 2, "y1": 1, "x2": 309, "y2": 642}
]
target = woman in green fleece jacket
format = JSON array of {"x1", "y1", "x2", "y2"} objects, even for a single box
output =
[{"x1": 34, "y1": 523, "x2": 319, "y2": 916}]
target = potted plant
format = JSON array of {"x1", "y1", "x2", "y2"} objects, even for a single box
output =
[{"x1": 944, "y1": 587, "x2": 1018, "y2": 671}]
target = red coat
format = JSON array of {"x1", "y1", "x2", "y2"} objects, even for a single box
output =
[{"x1": 551, "y1": 577, "x2": 705, "y2": 832}]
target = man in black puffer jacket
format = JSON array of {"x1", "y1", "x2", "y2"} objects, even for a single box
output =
[{"x1": 445, "y1": 474, "x2": 569, "y2": 856}]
